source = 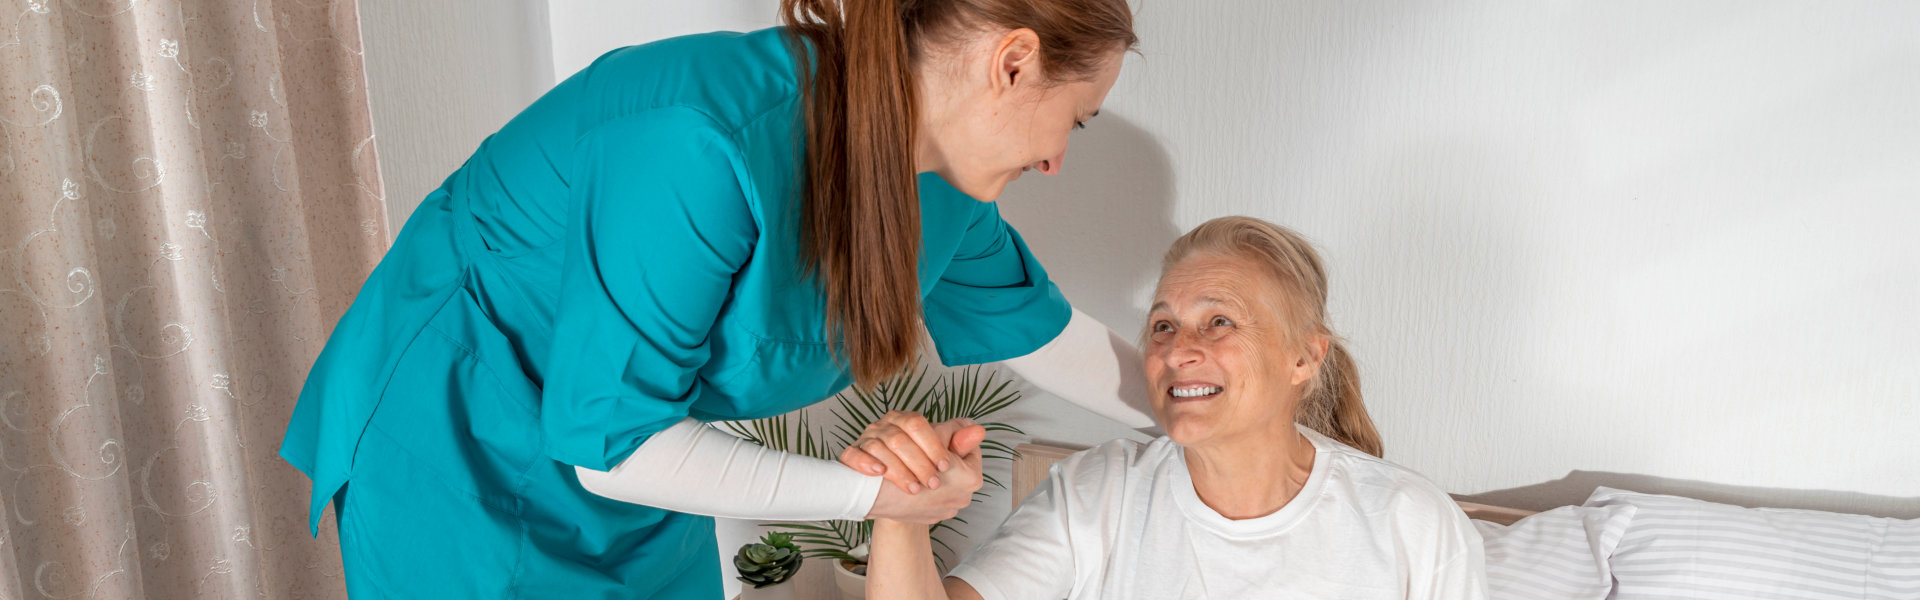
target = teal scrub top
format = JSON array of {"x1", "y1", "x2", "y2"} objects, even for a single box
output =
[{"x1": 280, "y1": 27, "x2": 1070, "y2": 596}]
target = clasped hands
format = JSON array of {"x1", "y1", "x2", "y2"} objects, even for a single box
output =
[{"x1": 841, "y1": 411, "x2": 987, "y2": 525}]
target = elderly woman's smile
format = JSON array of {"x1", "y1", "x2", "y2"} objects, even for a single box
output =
[{"x1": 1167, "y1": 382, "x2": 1224, "y2": 399}]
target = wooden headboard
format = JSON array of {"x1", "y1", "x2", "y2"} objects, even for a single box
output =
[{"x1": 1011, "y1": 442, "x2": 1537, "y2": 526}]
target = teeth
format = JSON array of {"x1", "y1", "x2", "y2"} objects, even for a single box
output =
[{"x1": 1170, "y1": 386, "x2": 1223, "y2": 398}]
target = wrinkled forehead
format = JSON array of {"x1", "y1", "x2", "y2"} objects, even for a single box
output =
[{"x1": 1150, "y1": 257, "x2": 1272, "y2": 315}]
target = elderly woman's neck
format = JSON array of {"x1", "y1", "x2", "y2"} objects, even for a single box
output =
[{"x1": 1183, "y1": 424, "x2": 1317, "y2": 520}]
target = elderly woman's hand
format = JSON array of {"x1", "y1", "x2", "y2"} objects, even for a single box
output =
[{"x1": 841, "y1": 412, "x2": 984, "y2": 494}]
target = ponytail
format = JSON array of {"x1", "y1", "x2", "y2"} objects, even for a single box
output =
[
  {"x1": 1300, "y1": 341, "x2": 1382, "y2": 457},
  {"x1": 782, "y1": 0, "x2": 1137, "y2": 389},
  {"x1": 783, "y1": 0, "x2": 924, "y2": 389}
]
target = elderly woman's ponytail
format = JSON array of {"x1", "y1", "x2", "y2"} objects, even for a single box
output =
[{"x1": 1299, "y1": 341, "x2": 1382, "y2": 457}]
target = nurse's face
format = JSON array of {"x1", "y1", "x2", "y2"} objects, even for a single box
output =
[{"x1": 917, "y1": 29, "x2": 1124, "y2": 201}]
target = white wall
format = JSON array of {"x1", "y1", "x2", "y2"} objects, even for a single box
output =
[
  {"x1": 997, "y1": 0, "x2": 1920, "y2": 513},
  {"x1": 361, "y1": 0, "x2": 554, "y2": 230},
  {"x1": 548, "y1": 0, "x2": 782, "y2": 79}
]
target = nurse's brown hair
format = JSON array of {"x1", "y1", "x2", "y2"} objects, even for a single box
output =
[
  {"x1": 781, "y1": 0, "x2": 1138, "y2": 388},
  {"x1": 1157, "y1": 217, "x2": 1384, "y2": 457}
]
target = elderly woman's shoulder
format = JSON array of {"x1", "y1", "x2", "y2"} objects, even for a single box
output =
[
  {"x1": 1040, "y1": 437, "x2": 1186, "y2": 495},
  {"x1": 1049, "y1": 437, "x2": 1176, "y2": 477},
  {"x1": 1308, "y1": 430, "x2": 1463, "y2": 521}
]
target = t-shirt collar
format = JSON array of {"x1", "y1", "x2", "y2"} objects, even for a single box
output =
[{"x1": 1169, "y1": 423, "x2": 1333, "y2": 540}]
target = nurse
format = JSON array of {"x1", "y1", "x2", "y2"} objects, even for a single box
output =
[{"x1": 280, "y1": 0, "x2": 1150, "y2": 597}]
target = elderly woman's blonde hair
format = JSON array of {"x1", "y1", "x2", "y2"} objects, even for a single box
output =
[{"x1": 1157, "y1": 216, "x2": 1384, "y2": 457}]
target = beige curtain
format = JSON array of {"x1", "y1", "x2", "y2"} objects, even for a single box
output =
[{"x1": 0, "y1": 1, "x2": 386, "y2": 598}]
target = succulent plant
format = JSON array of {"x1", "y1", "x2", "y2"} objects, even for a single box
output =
[{"x1": 734, "y1": 531, "x2": 804, "y2": 588}]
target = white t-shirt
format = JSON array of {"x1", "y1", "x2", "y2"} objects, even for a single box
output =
[{"x1": 949, "y1": 426, "x2": 1488, "y2": 599}]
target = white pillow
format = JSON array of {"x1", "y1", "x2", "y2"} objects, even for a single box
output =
[
  {"x1": 1585, "y1": 486, "x2": 1920, "y2": 600},
  {"x1": 1475, "y1": 504, "x2": 1635, "y2": 600}
]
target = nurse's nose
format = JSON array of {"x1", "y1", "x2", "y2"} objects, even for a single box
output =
[{"x1": 1035, "y1": 153, "x2": 1064, "y2": 176}]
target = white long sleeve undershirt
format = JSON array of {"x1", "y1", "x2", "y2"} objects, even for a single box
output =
[
  {"x1": 574, "y1": 307, "x2": 1153, "y2": 519},
  {"x1": 1001, "y1": 308, "x2": 1160, "y2": 433},
  {"x1": 574, "y1": 417, "x2": 885, "y2": 521}
]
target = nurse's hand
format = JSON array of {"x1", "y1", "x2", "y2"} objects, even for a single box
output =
[
  {"x1": 863, "y1": 440, "x2": 984, "y2": 525},
  {"x1": 841, "y1": 412, "x2": 984, "y2": 495}
]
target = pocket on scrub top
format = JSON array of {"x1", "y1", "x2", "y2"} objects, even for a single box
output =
[{"x1": 362, "y1": 291, "x2": 544, "y2": 514}]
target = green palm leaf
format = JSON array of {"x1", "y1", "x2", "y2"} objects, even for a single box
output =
[{"x1": 739, "y1": 360, "x2": 1032, "y2": 569}]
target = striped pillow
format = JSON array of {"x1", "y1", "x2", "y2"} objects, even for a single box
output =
[
  {"x1": 1586, "y1": 486, "x2": 1920, "y2": 600},
  {"x1": 1475, "y1": 505, "x2": 1635, "y2": 600}
]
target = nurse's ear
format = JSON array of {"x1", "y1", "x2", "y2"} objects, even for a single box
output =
[{"x1": 986, "y1": 27, "x2": 1044, "y2": 96}]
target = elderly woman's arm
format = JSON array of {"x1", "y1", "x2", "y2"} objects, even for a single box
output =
[
  {"x1": 868, "y1": 443, "x2": 989, "y2": 600},
  {"x1": 860, "y1": 434, "x2": 1081, "y2": 599},
  {"x1": 1001, "y1": 307, "x2": 1159, "y2": 432},
  {"x1": 868, "y1": 519, "x2": 985, "y2": 600}
]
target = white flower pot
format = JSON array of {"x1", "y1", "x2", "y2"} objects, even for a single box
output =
[
  {"x1": 740, "y1": 577, "x2": 797, "y2": 600},
  {"x1": 832, "y1": 559, "x2": 867, "y2": 600}
]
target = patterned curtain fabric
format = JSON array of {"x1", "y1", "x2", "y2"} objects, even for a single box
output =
[{"x1": 0, "y1": 1, "x2": 385, "y2": 598}]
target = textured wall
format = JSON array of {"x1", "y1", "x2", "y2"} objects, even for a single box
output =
[
  {"x1": 548, "y1": 0, "x2": 779, "y2": 81},
  {"x1": 360, "y1": 0, "x2": 554, "y2": 232},
  {"x1": 996, "y1": 0, "x2": 1920, "y2": 512}
]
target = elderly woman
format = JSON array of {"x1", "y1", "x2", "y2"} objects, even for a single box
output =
[{"x1": 845, "y1": 216, "x2": 1487, "y2": 599}]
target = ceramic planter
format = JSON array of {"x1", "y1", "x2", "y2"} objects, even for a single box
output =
[{"x1": 831, "y1": 558, "x2": 867, "y2": 600}]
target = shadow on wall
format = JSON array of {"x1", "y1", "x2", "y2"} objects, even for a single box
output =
[
  {"x1": 997, "y1": 115, "x2": 1180, "y2": 330},
  {"x1": 1456, "y1": 471, "x2": 1920, "y2": 520}
]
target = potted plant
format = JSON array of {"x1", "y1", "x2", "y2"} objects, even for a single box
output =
[
  {"x1": 829, "y1": 542, "x2": 869, "y2": 600},
  {"x1": 734, "y1": 531, "x2": 804, "y2": 599},
  {"x1": 722, "y1": 363, "x2": 1025, "y2": 600}
]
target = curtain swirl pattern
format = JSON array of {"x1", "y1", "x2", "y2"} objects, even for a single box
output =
[{"x1": 0, "y1": 0, "x2": 386, "y2": 597}]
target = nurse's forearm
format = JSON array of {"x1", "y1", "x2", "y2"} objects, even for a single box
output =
[
  {"x1": 574, "y1": 418, "x2": 882, "y2": 521},
  {"x1": 1002, "y1": 307, "x2": 1158, "y2": 432}
]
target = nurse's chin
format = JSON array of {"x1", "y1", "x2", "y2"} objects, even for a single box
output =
[{"x1": 948, "y1": 175, "x2": 1012, "y2": 203}]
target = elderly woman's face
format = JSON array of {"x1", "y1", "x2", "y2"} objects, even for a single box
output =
[{"x1": 1144, "y1": 254, "x2": 1321, "y2": 448}]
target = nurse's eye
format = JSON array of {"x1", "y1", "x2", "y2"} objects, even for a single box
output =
[{"x1": 1210, "y1": 316, "x2": 1233, "y2": 328}]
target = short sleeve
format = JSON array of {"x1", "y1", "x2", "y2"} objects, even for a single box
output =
[
  {"x1": 947, "y1": 466, "x2": 1077, "y2": 600},
  {"x1": 540, "y1": 109, "x2": 757, "y2": 471},
  {"x1": 921, "y1": 200, "x2": 1071, "y2": 366},
  {"x1": 1407, "y1": 503, "x2": 1491, "y2": 599}
]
